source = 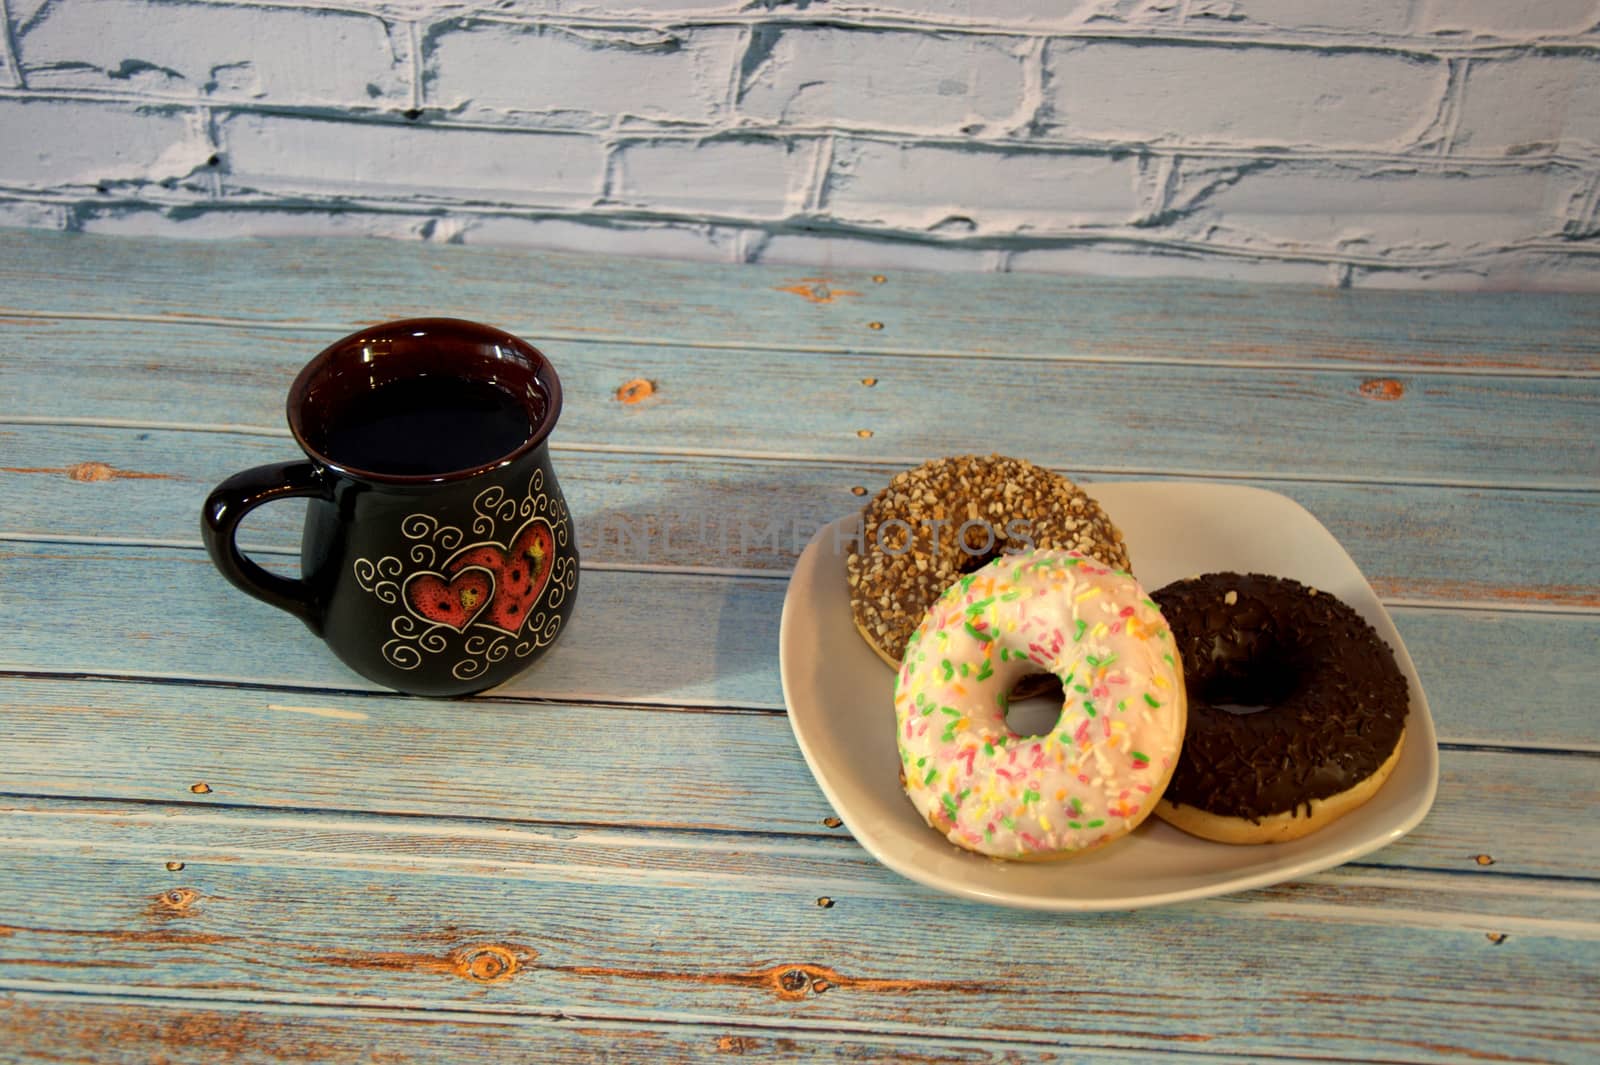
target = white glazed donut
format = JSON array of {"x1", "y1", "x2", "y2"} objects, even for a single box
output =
[{"x1": 893, "y1": 550, "x2": 1187, "y2": 860}]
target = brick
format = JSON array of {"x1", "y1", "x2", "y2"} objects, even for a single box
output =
[
  {"x1": 14, "y1": 0, "x2": 407, "y2": 107},
  {"x1": 460, "y1": 215, "x2": 744, "y2": 261},
  {"x1": 1186, "y1": 0, "x2": 1413, "y2": 37},
  {"x1": 1043, "y1": 41, "x2": 1444, "y2": 150},
  {"x1": 611, "y1": 138, "x2": 806, "y2": 217},
  {"x1": 220, "y1": 114, "x2": 605, "y2": 206},
  {"x1": 1009, "y1": 243, "x2": 1337, "y2": 285},
  {"x1": 425, "y1": 21, "x2": 741, "y2": 127},
  {"x1": 0, "y1": 199, "x2": 69, "y2": 230},
  {"x1": 1415, "y1": 0, "x2": 1600, "y2": 39},
  {"x1": 477, "y1": 0, "x2": 1142, "y2": 22},
  {"x1": 72, "y1": 207, "x2": 455, "y2": 242},
  {"x1": 752, "y1": 231, "x2": 1001, "y2": 273},
  {"x1": 1164, "y1": 160, "x2": 1577, "y2": 255},
  {"x1": 1466, "y1": 253, "x2": 1600, "y2": 292},
  {"x1": 473, "y1": 0, "x2": 735, "y2": 13},
  {"x1": 1453, "y1": 56, "x2": 1600, "y2": 156},
  {"x1": 0, "y1": 98, "x2": 203, "y2": 187},
  {"x1": 1346, "y1": 255, "x2": 1595, "y2": 289},
  {"x1": 844, "y1": 0, "x2": 1161, "y2": 28},
  {"x1": 825, "y1": 139, "x2": 1139, "y2": 232},
  {"x1": 736, "y1": 26, "x2": 1028, "y2": 134}
]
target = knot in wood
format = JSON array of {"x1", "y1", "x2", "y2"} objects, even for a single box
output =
[
  {"x1": 776, "y1": 277, "x2": 860, "y2": 304},
  {"x1": 454, "y1": 944, "x2": 519, "y2": 983},
  {"x1": 766, "y1": 963, "x2": 838, "y2": 999},
  {"x1": 616, "y1": 377, "x2": 655, "y2": 404},
  {"x1": 155, "y1": 887, "x2": 200, "y2": 912},
  {"x1": 68, "y1": 461, "x2": 115, "y2": 482}
]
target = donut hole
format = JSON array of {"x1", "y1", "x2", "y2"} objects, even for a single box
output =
[{"x1": 1003, "y1": 673, "x2": 1066, "y2": 737}]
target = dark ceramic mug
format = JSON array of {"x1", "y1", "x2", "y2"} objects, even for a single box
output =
[{"x1": 202, "y1": 318, "x2": 578, "y2": 697}]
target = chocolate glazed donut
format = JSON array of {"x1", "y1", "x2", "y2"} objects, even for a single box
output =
[{"x1": 1151, "y1": 572, "x2": 1409, "y2": 844}]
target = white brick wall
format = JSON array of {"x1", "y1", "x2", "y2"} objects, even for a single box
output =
[
  {"x1": 736, "y1": 27, "x2": 1031, "y2": 133},
  {"x1": 221, "y1": 113, "x2": 605, "y2": 205},
  {"x1": 1, "y1": 0, "x2": 1597, "y2": 288},
  {"x1": 16, "y1": 0, "x2": 407, "y2": 107},
  {"x1": 1196, "y1": 1, "x2": 1417, "y2": 37},
  {"x1": 0, "y1": 98, "x2": 206, "y2": 186},
  {"x1": 827, "y1": 139, "x2": 1141, "y2": 231},
  {"x1": 1415, "y1": 0, "x2": 1600, "y2": 38},
  {"x1": 1042, "y1": 42, "x2": 1445, "y2": 150},
  {"x1": 1167, "y1": 162, "x2": 1581, "y2": 257},
  {"x1": 1453, "y1": 56, "x2": 1600, "y2": 155},
  {"x1": 426, "y1": 21, "x2": 742, "y2": 128},
  {"x1": 611, "y1": 137, "x2": 811, "y2": 216}
]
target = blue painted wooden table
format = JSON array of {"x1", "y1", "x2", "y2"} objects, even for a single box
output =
[{"x1": 1, "y1": 228, "x2": 1596, "y2": 1062}]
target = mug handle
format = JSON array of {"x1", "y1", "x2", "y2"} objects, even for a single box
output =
[{"x1": 202, "y1": 461, "x2": 330, "y2": 631}]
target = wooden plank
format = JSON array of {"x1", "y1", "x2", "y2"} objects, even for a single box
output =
[
  {"x1": 1398, "y1": 607, "x2": 1600, "y2": 752},
  {"x1": 0, "y1": 676, "x2": 1593, "y2": 878},
  {"x1": 3, "y1": 422, "x2": 1599, "y2": 609},
  {"x1": 1, "y1": 540, "x2": 1597, "y2": 747},
  {"x1": 1, "y1": 990, "x2": 1236, "y2": 1065},
  {"x1": 3, "y1": 228, "x2": 1598, "y2": 374},
  {"x1": 0, "y1": 542, "x2": 784, "y2": 708},
  {"x1": 0, "y1": 677, "x2": 832, "y2": 834},
  {"x1": 3, "y1": 319, "x2": 1599, "y2": 489},
  {"x1": 5, "y1": 533, "x2": 1600, "y2": 740},
  {"x1": 0, "y1": 819, "x2": 1592, "y2": 1062},
  {"x1": 4, "y1": 798, "x2": 1597, "y2": 928}
]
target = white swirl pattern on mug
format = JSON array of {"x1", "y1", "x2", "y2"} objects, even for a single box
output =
[
  {"x1": 546, "y1": 555, "x2": 577, "y2": 611},
  {"x1": 382, "y1": 639, "x2": 423, "y2": 671},
  {"x1": 400, "y1": 513, "x2": 466, "y2": 569},
  {"x1": 454, "y1": 633, "x2": 511, "y2": 680},
  {"x1": 472, "y1": 484, "x2": 523, "y2": 535},
  {"x1": 353, "y1": 555, "x2": 403, "y2": 605}
]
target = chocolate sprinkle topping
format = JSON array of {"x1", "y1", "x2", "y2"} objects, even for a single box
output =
[
  {"x1": 847, "y1": 455, "x2": 1130, "y2": 664},
  {"x1": 1153, "y1": 572, "x2": 1408, "y2": 821}
]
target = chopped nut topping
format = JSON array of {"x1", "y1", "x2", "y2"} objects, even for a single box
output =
[{"x1": 846, "y1": 454, "x2": 1130, "y2": 663}]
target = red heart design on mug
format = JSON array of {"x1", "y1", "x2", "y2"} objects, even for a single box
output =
[
  {"x1": 446, "y1": 518, "x2": 556, "y2": 635},
  {"x1": 402, "y1": 567, "x2": 495, "y2": 633}
]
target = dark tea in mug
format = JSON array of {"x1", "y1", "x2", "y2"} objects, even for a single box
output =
[{"x1": 317, "y1": 377, "x2": 535, "y2": 478}]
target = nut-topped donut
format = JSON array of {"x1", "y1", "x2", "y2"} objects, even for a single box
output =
[
  {"x1": 848, "y1": 455, "x2": 1130, "y2": 669},
  {"x1": 1151, "y1": 572, "x2": 1409, "y2": 844}
]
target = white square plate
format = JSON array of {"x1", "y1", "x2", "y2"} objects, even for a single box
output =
[{"x1": 778, "y1": 482, "x2": 1438, "y2": 910}]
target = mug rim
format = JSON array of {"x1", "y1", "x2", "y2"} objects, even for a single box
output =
[{"x1": 286, "y1": 317, "x2": 563, "y2": 486}]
